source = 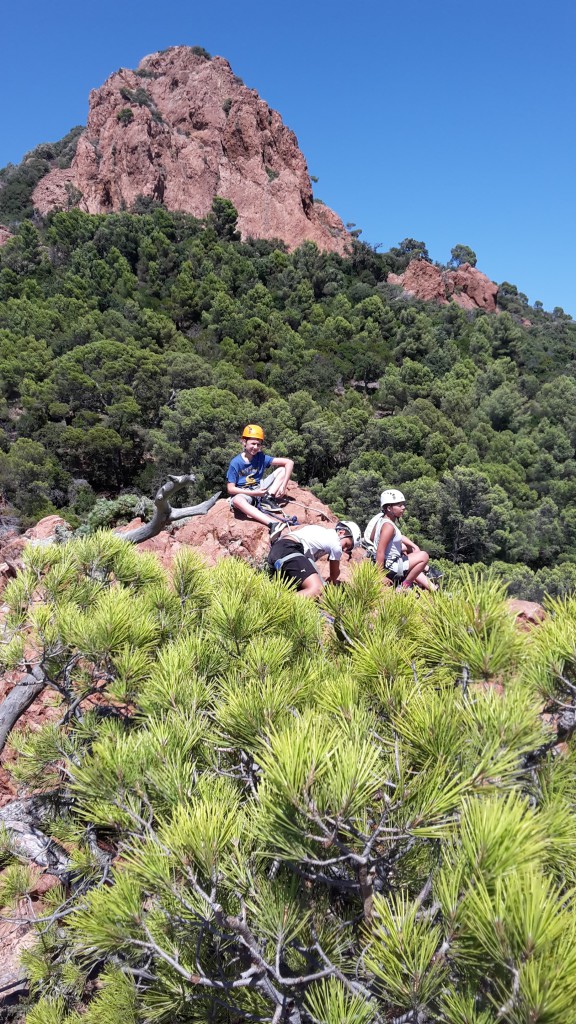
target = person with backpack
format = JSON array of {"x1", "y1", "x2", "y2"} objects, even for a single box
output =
[
  {"x1": 226, "y1": 424, "x2": 294, "y2": 528},
  {"x1": 364, "y1": 489, "x2": 437, "y2": 592},
  {"x1": 267, "y1": 520, "x2": 361, "y2": 598}
]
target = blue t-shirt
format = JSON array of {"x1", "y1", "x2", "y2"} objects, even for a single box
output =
[{"x1": 227, "y1": 451, "x2": 274, "y2": 489}]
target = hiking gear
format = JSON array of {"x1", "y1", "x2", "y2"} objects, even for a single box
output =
[
  {"x1": 242, "y1": 424, "x2": 265, "y2": 440},
  {"x1": 283, "y1": 497, "x2": 331, "y2": 521},
  {"x1": 265, "y1": 509, "x2": 299, "y2": 526},
  {"x1": 426, "y1": 564, "x2": 444, "y2": 582},
  {"x1": 270, "y1": 548, "x2": 324, "y2": 586},
  {"x1": 336, "y1": 520, "x2": 361, "y2": 548},
  {"x1": 361, "y1": 537, "x2": 377, "y2": 561},
  {"x1": 380, "y1": 489, "x2": 406, "y2": 507},
  {"x1": 269, "y1": 520, "x2": 288, "y2": 543},
  {"x1": 259, "y1": 494, "x2": 283, "y2": 513}
]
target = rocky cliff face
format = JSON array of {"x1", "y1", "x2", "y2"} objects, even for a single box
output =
[
  {"x1": 32, "y1": 47, "x2": 349, "y2": 254},
  {"x1": 388, "y1": 260, "x2": 499, "y2": 312}
]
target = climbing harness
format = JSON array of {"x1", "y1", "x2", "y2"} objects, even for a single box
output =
[
  {"x1": 256, "y1": 497, "x2": 298, "y2": 526},
  {"x1": 272, "y1": 550, "x2": 324, "y2": 585},
  {"x1": 283, "y1": 497, "x2": 331, "y2": 520}
]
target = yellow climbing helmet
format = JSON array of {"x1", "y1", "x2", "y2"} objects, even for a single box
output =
[{"x1": 242, "y1": 424, "x2": 265, "y2": 441}]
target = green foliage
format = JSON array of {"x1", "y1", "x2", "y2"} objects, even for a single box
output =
[
  {"x1": 0, "y1": 204, "x2": 574, "y2": 592},
  {"x1": 4, "y1": 536, "x2": 576, "y2": 1022},
  {"x1": 449, "y1": 243, "x2": 478, "y2": 268},
  {"x1": 0, "y1": 126, "x2": 83, "y2": 223},
  {"x1": 190, "y1": 45, "x2": 212, "y2": 59},
  {"x1": 0, "y1": 862, "x2": 40, "y2": 907},
  {"x1": 116, "y1": 107, "x2": 134, "y2": 125}
]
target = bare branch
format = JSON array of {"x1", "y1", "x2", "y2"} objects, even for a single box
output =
[
  {"x1": 0, "y1": 795, "x2": 70, "y2": 873},
  {"x1": 116, "y1": 474, "x2": 220, "y2": 544},
  {"x1": 0, "y1": 666, "x2": 46, "y2": 755}
]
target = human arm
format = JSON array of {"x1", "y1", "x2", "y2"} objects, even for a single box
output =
[
  {"x1": 375, "y1": 521, "x2": 395, "y2": 567},
  {"x1": 328, "y1": 559, "x2": 341, "y2": 584},
  {"x1": 226, "y1": 481, "x2": 269, "y2": 497},
  {"x1": 270, "y1": 456, "x2": 294, "y2": 497},
  {"x1": 400, "y1": 534, "x2": 420, "y2": 554}
]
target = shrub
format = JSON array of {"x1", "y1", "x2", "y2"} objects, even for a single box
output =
[
  {"x1": 3, "y1": 547, "x2": 576, "y2": 1023},
  {"x1": 190, "y1": 45, "x2": 212, "y2": 59}
]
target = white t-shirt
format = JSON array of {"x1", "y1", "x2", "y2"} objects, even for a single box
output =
[{"x1": 294, "y1": 526, "x2": 342, "y2": 562}]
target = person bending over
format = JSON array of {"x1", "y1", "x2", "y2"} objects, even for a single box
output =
[
  {"x1": 365, "y1": 489, "x2": 437, "y2": 592},
  {"x1": 226, "y1": 424, "x2": 294, "y2": 528},
  {"x1": 268, "y1": 520, "x2": 361, "y2": 598}
]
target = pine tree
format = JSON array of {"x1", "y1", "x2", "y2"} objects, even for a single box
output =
[{"x1": 1, "y1": 538, "x2": 576, "y2": 1022}]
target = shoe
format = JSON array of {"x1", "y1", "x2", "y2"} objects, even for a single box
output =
[
  {"x1": 269, "y1": 520, "x2": 288, "y2": 543},
  {"x1": 260, "y1": 494, "x2": 283, "y2": 512}
]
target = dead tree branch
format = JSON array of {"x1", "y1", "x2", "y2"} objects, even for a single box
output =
[
  {"x1": 0, "y1": 795, "x2": 70, "y2": 873},
  {"x1": 116, "y1": 474, "x2": 220, "y2": 544},
  {"x1": 0, "y1": 667, "x2": 46, "y2": 756}
]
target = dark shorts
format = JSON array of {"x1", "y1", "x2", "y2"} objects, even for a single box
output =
[{"x1": 267, "y1": 538, "x2": 317, "y2": 587}]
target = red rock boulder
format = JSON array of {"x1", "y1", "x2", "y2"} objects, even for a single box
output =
[{"x1": 389, "y1": 260, "x2": 498, "y2": 313}]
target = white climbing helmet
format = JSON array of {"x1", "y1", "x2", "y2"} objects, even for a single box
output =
[
  {"x1": 380, "y1": 489, "x2": 406, "y2": 507},
  {"x1": 336, "y1": 520, "x2": 362, "y2": 548}
]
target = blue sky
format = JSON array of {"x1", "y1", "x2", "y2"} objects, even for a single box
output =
[{"x1": 1, "y1": 0, "x2": 574, "y2": 315}]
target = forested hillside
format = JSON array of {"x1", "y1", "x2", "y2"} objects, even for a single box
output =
[{"x1": 1, "y1": 200, "x2": 575, "y2": 597}]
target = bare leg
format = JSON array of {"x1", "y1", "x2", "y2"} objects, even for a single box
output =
[
  {"x1": 413, "y1": 571, "x2": 437, "y2": 592},
  {"x1": 403, "y1": 551, "x2": 437, "y2": 591},
  {"x1": 297, "y1": 574, "x2": 324, "y2": 599},
  {"x1": 231, "y1": 494, "x2": 277, "y2": 527},
  {"x1": 263, "y1": 467, "x2": 289, "y2": 498}
]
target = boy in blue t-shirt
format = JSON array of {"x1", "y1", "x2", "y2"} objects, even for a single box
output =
[{"x1": 226, "y1": 424, "x2": 294, "y2": 528}]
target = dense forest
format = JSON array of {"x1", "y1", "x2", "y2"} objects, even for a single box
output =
[
  {"x1": 3, "y1": 174, "x2": 576, "y2": 1024},
  {"x1": 1, "y1": 199, "x2": 575, "y2": 598}
]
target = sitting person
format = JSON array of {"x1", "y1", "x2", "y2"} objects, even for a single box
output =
[
  {"x1": 226, "y1": 424, "x2": 294, "y2": 528},
  {"x1": 268, "y1": 520, "x2": 361, "y2": 598},
  {"x1": 365, "y1": 489, "x2": 437, "y2": 592}
]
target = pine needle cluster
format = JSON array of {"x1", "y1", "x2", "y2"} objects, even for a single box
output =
[{"x1": 1, "y1": 534, "x2": 575, "y2": 1022}]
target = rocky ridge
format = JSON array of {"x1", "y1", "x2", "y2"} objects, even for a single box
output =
[
  {"x1": 388, "y1": 259, "x2": 499, "y2": 312},
  {"x1": 32, "y1": 47, "x2": 349, "y2": 254}
]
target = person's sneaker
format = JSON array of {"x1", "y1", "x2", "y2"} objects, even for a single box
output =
[
  {"x1": 269, "y1": 520, "x2": 288, "y2": 543},
  {"x1": 260, "y1": 494, "x2": 283, "y2": 512}
]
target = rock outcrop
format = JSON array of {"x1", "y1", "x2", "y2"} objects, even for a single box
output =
[
  {"x1": 32, "y1": 47, "x2": 349, "y2": 254},
  {"x1": 120, "y1": 481, "x2": 365, "y2": 581},
  {"x1": 0, "y1": 487, "x2": 362, "y2": 595},
  {"x1": 388, "y1": 260, "x2": 498, "y2": 312},
  {"x1": 0, "y1": 226, "x2": 13, "y2": 247}
]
